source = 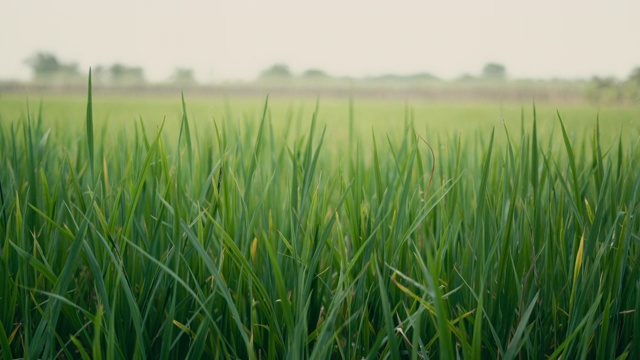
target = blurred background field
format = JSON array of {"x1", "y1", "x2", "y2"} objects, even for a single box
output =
[{"x1": 2, "y1": 92, "x2": 639, "y2": 149}]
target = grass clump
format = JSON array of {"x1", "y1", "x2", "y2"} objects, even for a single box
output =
[{"x1": 0, "y1": 75, "x2": 639, "y2": 359}]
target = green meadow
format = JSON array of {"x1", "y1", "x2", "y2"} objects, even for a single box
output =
[
  {"x1": 0, "y1": 82, "x2": 639, "y2": 359},
  {"x1": 1, "y1": 93, "x2": 638, "y2": 145}
]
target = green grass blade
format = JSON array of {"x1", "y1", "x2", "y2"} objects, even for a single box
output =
[
  {"x1": 503, "y1": 293, "x2": 538, "y2": 360},
  {"x1": 86, "y1": 68, "x2": 94, "y2": 181},
  {"x1": 373, "y1": 256, "x2": 400, "y2": 360},
  {"x1": 558, "y1": 111, "x2": 585, "y2": 225}
]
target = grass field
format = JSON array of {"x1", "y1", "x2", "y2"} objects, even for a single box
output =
[
  {"x1": 1, "y1": 92, "x2": 638, "y2": 143},
  {"x1": 1, "y1": 80, "x2": 639, "y2": 359}
]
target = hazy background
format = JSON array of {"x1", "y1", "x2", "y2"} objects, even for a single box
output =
[{"x1": 1, "y1": 0, "x2": 639, "y2": 82}]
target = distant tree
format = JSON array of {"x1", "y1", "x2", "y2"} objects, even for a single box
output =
[
  {"x1": 110, "y1": 63, "x2": 145, "y2": 85},
  {"x1": 405, "y1": 73, "x2": 440, "y2": 81},
  {"x1": 25, "y1": 53, "x2": 60, "y2": 75},
  {"x1": 370, "y1": 73, "x2": 439, "y2": 82},
  {"x1": 302, "y1": 68, "x2": 329, "y2": 78},
  {"x1": 456, "y1": 73, "x2": 477, "y2": 82},
  {"x1": 91, "y1": 65, "x2": 112, "y2": 85},
  {"x1": 482, "y1": 63, "x2": 507, "y2": 80},
  {"x1": 587, "y1": 76, "x2": 622, "y2": 103},
  {"x1": 169, "y1": 68, "x2": 197, "y2": 85},
  {"x1": 24, "y1": 52, "x2": 80, "y2": 81},
  {"x1": 628, "y1": 67, "x2": 640, "y2": 84},
  {"x1": 259, "y1": 64, "x2": 292, "y2": 79},
  {"x1": 370, "y1": 74, "x2": 402, "y2": 82},
  {"x1": 623, "y1": 67, "x2": 640, "y2": 102}
]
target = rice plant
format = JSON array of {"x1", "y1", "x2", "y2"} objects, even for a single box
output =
[{"x1": 0, "y1": 74, "x2": 638, "y2": 359}]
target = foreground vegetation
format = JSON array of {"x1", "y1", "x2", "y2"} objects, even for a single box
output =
[{"x1": 1, "y1": 77, "x2": 639, "y2": 359}]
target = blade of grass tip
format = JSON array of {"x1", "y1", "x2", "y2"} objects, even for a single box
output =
[
  {"x1": 36, "y1": 99, "x2": 43, "y2": 134},
  {"x1": 10, "y1": 123, "x2": 18, "y2": 187},
  {"x1": 497, "y1": 123, "x2": 520, "y2": 287},
  {"x1": 245, "y1": 95, "x2": 269, "y2": 200},
  {"x1": 594, "y1": 114, "x2": 604, "y2": 189},
  {"x1": 179, "y1": 92, "x2": 193, "y2": 173},
  {"x1": 8, "y1": 239, "x2": 58, "y2": 284},
  {"x1": 520, "y1": 106, "x2": 524, "y2": 141},
  {"x1": 301, "y1": 124, "x2": 326, "y2": 223},
  {"x1": 348, "y1": 95, "x2": 355, "y2": 177},
  {"x1": 138, "y1": 116, "x2": 150, "y2": 150},
  {"x1": 558, "y1": 111, "x2": 585, "y2": 223},
  {"x1": 24, "y1": 99, "x2": 38, "y2": 233},
  {"x1": 390, "y1": 137, "x2": 417, "y2": 254},
  {"x1": 86, "y1": 68, "x2": 94, "y2": 181},
  {"x1": 372, "y1": 128, "x2": 384, "y2": 202},
  {"x1": 477, "y1": 127, "x2": 495, "y2": 213},
  {"x1": 616, "y1": 128, "x2": 623, "y2": 181},
  {"x1": 303, "y1": 99, "x2": 318, "y2": 170},
  {"x1": 349, "y1": 94, "x2": 354, "y2": 144},
  {"x1": 418, "y1": 135, "x2": 436, "y2": 198},
  {"x1": 531, "y1": 103, "x2": 538, "y2": 192},
  {"x1": 120, "y1": 120, "x2": 165, "y2": 244}
]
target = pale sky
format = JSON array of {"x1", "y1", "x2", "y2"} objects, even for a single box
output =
[{"x1": 0, "y1": 1, "x2": 639, "y2": 82}]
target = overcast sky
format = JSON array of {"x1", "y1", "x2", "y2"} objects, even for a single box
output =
[{"x1": 1, "y1": 1, "x2": 639, "y2": 82}]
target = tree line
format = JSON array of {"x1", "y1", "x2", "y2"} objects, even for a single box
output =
[
  {"x1": 21, "y1": 52, "x2": 512, "y2": 84},
  {"x1": 24, "y1": 52, "x2": 196, "y2": 86},
  {"x1": 16, "y1": 51, "x2": 640, "y2": 103},
  {"x1": 257, "y1": 62, "x2": 509, "y2": 81}
]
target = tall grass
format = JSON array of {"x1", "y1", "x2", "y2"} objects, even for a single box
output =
[{"x1": 0, "y1": 75, "x2": 638, "y2": 359}]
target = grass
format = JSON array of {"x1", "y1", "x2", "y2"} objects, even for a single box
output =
[{"x1": 0, "y1": 75, "x2": 639, "y2": 359}]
